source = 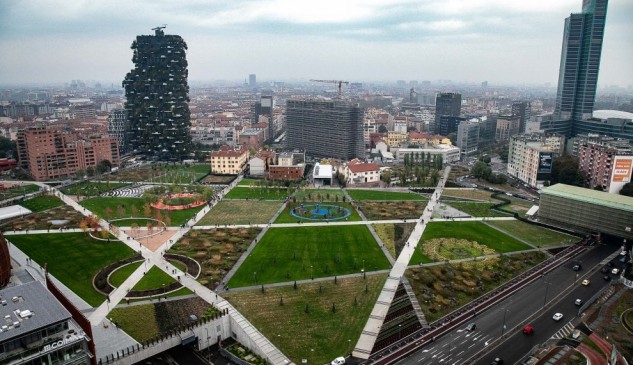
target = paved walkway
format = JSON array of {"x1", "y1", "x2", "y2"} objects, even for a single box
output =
[{"x1": 352, "y1": 167, "x2": 451, "y2": 359}]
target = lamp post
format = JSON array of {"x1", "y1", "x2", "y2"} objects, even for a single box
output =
[{"x1": 362, "y1": 259, "x2": 366, "y2": 279}]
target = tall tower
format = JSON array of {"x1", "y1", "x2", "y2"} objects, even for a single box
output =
[
  {"x1": 434, "y1": 93, "x2": 461, "y2": 134},
  {"x1": 286, "y1": 99, "x2": 365, "y2": 161},
  {"x1": 554, "y1": 0, "x2": 608, "y2": 122},
  {"x1": 123, "y1": 26, "x2": 192, "y2": 159}
]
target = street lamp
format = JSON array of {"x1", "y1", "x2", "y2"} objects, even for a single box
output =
[{"x1": 362, "y1": 259, "x2": 366, "y2": 279}]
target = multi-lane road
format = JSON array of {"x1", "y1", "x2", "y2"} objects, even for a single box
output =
[{"x1": 393, "y1": 243, "x2": 618, "y2": 365}]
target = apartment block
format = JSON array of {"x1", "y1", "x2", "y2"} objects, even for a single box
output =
[
  {"x1": 507, "y1": 133, "x2": 565, "y2": 188},
  {"x1": 211, "y1": 145, "x2": 248, "y2": 175}
]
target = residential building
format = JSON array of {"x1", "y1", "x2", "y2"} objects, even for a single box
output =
[
  {"x1": 495, "y1": 115, "x2": 521, "y2": 141},
  {"x1": 211, "y1": 145, "x2": 248, "y2": 175},
  {"x1": 68, "y1": 99, "x2": 96, "y2": 119},
  {"x1": 251, "y1": 95, "x2": 274, "y2": 138},
  {"x1": 16, "y1": 126, "x2": 120, "y2": 181},
  {"x1": 0, "y1": 281, "x2": 93, "y2": 365},
  {"x1": 247, "y1": 150, "x2": 276, "y2": 176},
  {"x1": 190, "y1": 122, "x2": 238, "y2": 146},
  {"x1": 434, "y1": 93, "x2": 461, "y2": 134},
  {"x1": 566, "y1": 132, "x2": 630, "y2": 156},
  {"x1": 269, "y1": 151, "x2": 305, "y2": 181},
  {"x1": 577, "y1": 140, "x2": 633, "y2": 191},
  {"x1": 107, "y1": 108, "x2": 126, "y2": 152},
  {"x1": 386, "y1": 131, "x2": 407, "y2": 148},
  {"x1": 507, "y1": 133, "x2": 565, "y2": 188},
  {"x1": 286, "y1": 99, "x2": 365, "y2": 160},
  {"x1": 122, "y1": 27, "x2": 192, "y2": 159},
  {"x1": 340, "y1": 159, "x2": 381, "y2": 186},
  {"x1": 456, "y1": 118, "x2": 481, "y2": 160},
  {"x1": 396, "y1": 144, "x2": 460, "y2": 164},
  {"x1": 238, "y1": 128, "x2": 266, "y2": 151}
]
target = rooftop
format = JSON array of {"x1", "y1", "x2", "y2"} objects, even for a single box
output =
[
  {"x1": 593, "y1": 110, "x2": 633, "y2": 120},
  {"x1": 0, "y1": 281, "x2": 71, "y2": 342},
  {"x1": 541, "y1": 184, "x2": 633, "y2": 213}
]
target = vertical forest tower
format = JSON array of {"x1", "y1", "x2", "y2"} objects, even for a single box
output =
[{"x1": 123, "y1": 26, "x2": 192, "y2": 159}]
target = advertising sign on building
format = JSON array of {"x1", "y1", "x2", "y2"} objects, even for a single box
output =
[
  {"x1": 538, "y1": 152, "x2": 553, "y2": 174},
  {"x1": 609, "y1": 156, "x2": 633, "y2": 194}
]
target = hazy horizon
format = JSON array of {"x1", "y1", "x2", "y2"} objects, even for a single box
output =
[{"x1": 1, "y1": 0, "x2": 632, "y2": 88}]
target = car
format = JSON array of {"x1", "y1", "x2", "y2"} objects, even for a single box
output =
[
  {"x1": 491, "y1": 358, "x2": 504, "y2": 365},
  {"x1": 574, "y1": 299, "x2": 583, "y2": 306},
  {"x1": 582, "y1": 279, "x2": 590, "y2": 286},
  {"x1": 601, "y1": 266, "x2": 610, "y2": 273},
  {"x1": 466, "y1": 322, "x2": 477, "y2": 331},
  {"x1": 621, "y1": 250, "x2": 628, "y2": 256},
  {"x1": 331, "y1": 357, "x2": 345, "y2": 365},
  {"x1": 572, "y1": 264, "x2": 582, "y2": 271},
  {"x1": 522, "y1": 325, "x2": 534, "y2": 335},
  {"x1": 612, "y1": 268, "x2": 620, "y2": 275},
  {"x1": 553, "y1": 313, "x2": 564, "y2": 321}
]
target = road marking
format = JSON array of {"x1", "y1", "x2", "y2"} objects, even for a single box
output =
[
  {"x1": 457, "y1": 351, "x2": 464, "y2": 357},
  {"x1": 468, "y1": 343, "x2": 477, "y2": 349}
]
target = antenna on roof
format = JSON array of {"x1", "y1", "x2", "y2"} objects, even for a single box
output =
[{"x1": 152, "y1": 24, "x2": 167, "y2": 36}]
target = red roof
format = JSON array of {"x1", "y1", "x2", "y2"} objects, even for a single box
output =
[
  {"x1": 347, "y1": 161, "x2": 380, "y2": 173},
  {"x1": 212, "y1": 145, "x2": 247, "y2": 157}
]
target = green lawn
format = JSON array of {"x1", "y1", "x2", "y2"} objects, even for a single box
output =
[
  {"x1": 8, "y1": 233, "x2": 135, "y2": 306},
  {"x1": 485, "y1": 220, "x2": 578, "y2": 247},
  {"x1": 20, "y1": 195, "x2": 65, "y2": 212},
  {"x1": 444, "y1": 201, "x2": 512, "y2": 217},
  {"x1": 225, "y1": 187, "x2": 291, "y2": 200},
  {"x1": 274, "y1": 202, "x2": 361, "y2": 223},
  {"x1": 226, "y1": 274, "x2": 387, "y2": 365},
  {"x1": 0, "y1": 184, "x2": 40, "y2": 199},
  {"x1": 418, "y1": 221, "x2": 532, "y2": 253},
  {"x1": 153, "y1": 164, "x2": 210, "y2": 183},
  {"x1": 196, "y1": 200, "x2": 281, "y2": 225},
  {"x1": 347, "y1": 189, "x2": 426, "y2": 201},
  {"x1": 60, "y1": 181, "x2": 128, "y2": 196},
  {"x1": 79, "y1": 197, "x2": 204, "y2": 226},
  {"x1": 131, "y1": 266, "x2": 177, "y2": 291},
  {"x1": 227, "y1": 226, "x2": 390, "y2": 287},
  {"x1": 294, "y1": 189, "x2": 345, "y2": 202},
  {"x1": 109, "y1": 262, "x2": 143, "y2": 287}
]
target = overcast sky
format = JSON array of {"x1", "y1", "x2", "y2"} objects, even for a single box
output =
[{"x1": 0, "y1": 0, "x2": 631, "y2": 88}]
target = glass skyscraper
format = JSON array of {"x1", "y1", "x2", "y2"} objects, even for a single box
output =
[{"x1": 554, "y1": 0, "x2": 608, "y2": 122}]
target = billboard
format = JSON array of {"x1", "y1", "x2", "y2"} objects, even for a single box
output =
[
  {"x1": 538, "y1": 152, "x2": 553, "y2": 174},
  {"x1": 609, "y1": 156, "x2": 633, "y2": 194}
]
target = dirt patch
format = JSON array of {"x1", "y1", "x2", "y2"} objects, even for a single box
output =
[{"x1": 123, "y1": 229, "x2": 178, "y2": 252}]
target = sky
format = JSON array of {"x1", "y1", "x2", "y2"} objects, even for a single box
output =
[{"x1": 0, "y1": 0, "x2": 632, "y2": 88}]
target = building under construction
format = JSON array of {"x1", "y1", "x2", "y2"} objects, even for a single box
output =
[{"x1": 286, "y1": 99, "x2": 365, "y2": 161}]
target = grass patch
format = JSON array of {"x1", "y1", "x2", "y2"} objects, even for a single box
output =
[
  {"x1": 420, "y1": 222, "x2": 532, "y2": 253},
  {"x1": 19, "y1": 195, "x2": 65, "y2": 212},
  {"x1": 0, "y1": 184, "x2": 40, "y2": 199},
  {"x1": 274, "y1": 202, "x2": 361, "y2": 223},
  {"x1": 226, "y1": 274, "x2": 387, "y2": 364},
  {"x1": 196, "y1": 200, "x2": 281, "y2": 226},
  {"x1": 169, "y1": 228, "x2": 262, "y2": 290},
  {"x1": 373, "y1": 223, "x2": 417, "y2": 259},
  {"x1": 112, "y1": 164, "x2": 210, "y2": 183},
  {"x1": 109, "y1": 304, "x2": 159, "y2": 342},
  {"x1": 485, "y1": 220, "x2": 577, "y2": 247},
  {"x1": 109, "y1": 261, "x2": 143, "y2": 287},
  {"x1": 225, "y1": 187, "x2": 291, "y2": 200},
  {"x1": 293, "y1": 189, "x2": 346, "y2": 202},
  {"x1": 441, "y1": 189, "x2": 494, "y2": 201},
  {"x1": 9, "y1": 233, "x2": 135, "y2": 306},
  {"x1": 132, "y1": 266, "x2": 177, "y2": 291},
  {"x1": 347, "y1": 189, "x2": 426, "y2": 201},
  {"x1": 60, "y1": 181, "x2": 128, "y2": 196},
  {"x1": 443, "y1": 202, "x2": 511, "y2": 217},
  {"x1": 227, "y1": 226, "x2": 390, "y2": 287},
  {"x1": 357, "y1": 200, "x2": 427, "y2": 220},
  {"x1": 79, "y1": 197, "x2": 204, "y2": 226},
  {"x1": 406, "y1": 251, "x2": 547, "y2": 322}
]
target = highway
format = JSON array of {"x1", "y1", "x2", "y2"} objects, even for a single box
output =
[{"x1": 393, "y1": 243, "x2": 617, "y2": 365}]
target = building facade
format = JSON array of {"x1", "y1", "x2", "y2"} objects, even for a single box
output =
[
  {"x1": 107, "y1": 108, "x2": 126, "y2": 152},
  {"x1": 122, "y1": 27, "x2": 192, "y2": 159},
  {"x1": 456, "y1": 118, "x2": 481, "y2": 160},
  {"x1": 512, "y1": 101, "x2": 531, "y2": 134},
  {"x1": 577, "y1": 140, "x2": 633, "y2": 191},
  {"x1": 210, "y1": 145, "x2": 248, "y2": 175},
  {"x1": 0, "y1": 281, "x2": 93, "y2": 365},
  {"x1": 434, "y1": 93, "x2": 461, "y2": 134},
  {"x1": 340, "y1": 159, "x2": 381, "y2": 186},
  {"x1": 507, "y1": 133, "x2": 565, "y2": 188},
  {"x1": 286, "y1": 99, "x2": 365, "y2": 161},
  {"x1": 17, "y1": 127, "x2": 120, "y2": 181},
  {"x1": 495, "y1": 115, "x2": 521, "y2": 141},
  {"x1": 554, "y1": 0, "x2": 608, "y2": 122}
]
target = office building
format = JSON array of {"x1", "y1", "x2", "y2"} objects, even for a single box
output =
[
  {"x1": 554, "y1": 0, "x2": 608, "y2": 122},
  {"x1": 0, "y1": 281, "x2": 93, "y2": 365},
  {"x1": 251, "y1": 95, "x2": 274, "y2": 138},
  {"x1": 249, "y1": 74, "x2": 256, "y2": 88},
  {"x1": 122, "y1": 27, "x2": 192, "y2": 159},
  {"x1": 507, "y1": 133, "x2": 565, "y2": 188},
  {"x1": 434, "y1": 93, "x2": 461, "y2": 134},
  {"x1": 495, "y1": 115, "x2": 521, "y2": 141},
  {"x1": 438, "y1": 115, "x2": 465, "y2": 137},
  {"x1": 107, "y1": 108, "x2": 126, "y2": 152},
  {"x1": 512, "y1": 101, "x2": 531, "y2": 134},
  {"x1": 16, "y1": 126, "x2": 120, "y2": 181},
  {"x1": 286, "y1": 99, "x2": 365, "y2": 161},
  {"x1": 572, "y1": 110, "x2": 633, "y2": 143},
  {"x1": 456, "y1": 118, "x2": 481, "y2": 160},
  {"x1": 539, "y1": 184, "x2": 633, "y2": 240}
]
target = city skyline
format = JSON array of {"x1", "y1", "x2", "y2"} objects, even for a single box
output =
[{"x1": 0, "y1": 0, "x2": 632, "y2": 87}]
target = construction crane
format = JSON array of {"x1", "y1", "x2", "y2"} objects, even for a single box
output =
[{"x1": 310, "y1": 79, "x2": 349, "y2": 97}]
